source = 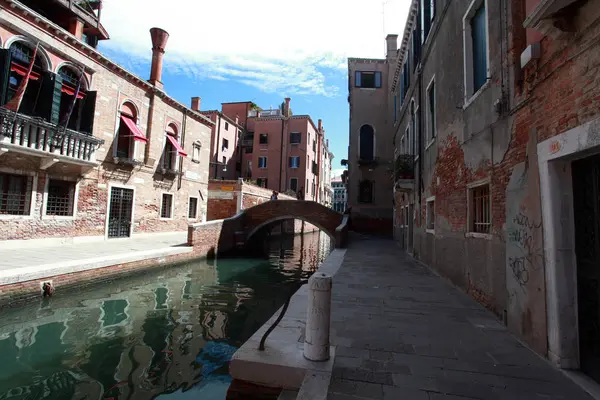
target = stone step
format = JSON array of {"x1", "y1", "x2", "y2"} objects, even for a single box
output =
[{"x1": 296, "y1": 371, "x2": 331, "y2": 400}]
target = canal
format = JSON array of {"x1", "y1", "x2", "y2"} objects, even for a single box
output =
[{"x1": 0, "y1": 230, "x2": 332, "y2": 400}]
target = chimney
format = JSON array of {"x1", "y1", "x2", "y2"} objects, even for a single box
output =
[
  {"x1": 149, "y1": 27, "x2": 170, "y2": 89},
  {"x1": 284, "y1": 97, "x2": 291, "y2": 117},
  {"x1": 318, "y1": 119, "x2": 322, "y2": 132},
  {"x1": 386, "y1": 34, "x2": 398, "y2": 59},
  {"x1": 191, "y1": 97, "x2": 201, "y2": 111}
]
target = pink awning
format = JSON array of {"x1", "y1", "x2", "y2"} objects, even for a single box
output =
[
  {"x1": 166, "y1": 134, "x2": 187, "y2": 157},
  {"x1": 121, "y1": 115, "x2": 147, "y2": 143}
]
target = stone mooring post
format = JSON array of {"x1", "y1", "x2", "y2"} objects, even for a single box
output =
[{"x1": 303, "y1": 272, "x2": 332, "y2": 361}]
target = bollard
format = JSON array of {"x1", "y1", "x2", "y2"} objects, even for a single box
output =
[{"x1": 304, "y1": 272, "x2": 332, "y2": 361}]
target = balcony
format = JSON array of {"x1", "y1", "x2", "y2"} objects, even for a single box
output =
[
  {"x1": 258, "y1": 109, "x2": 281, "y2": 117},
  {"x1": 394, "y1": 154, "x2": 415, "y2": 192},
  {"x1": 113, "y1": 157, "x2": 144, "y2": 167},
  {"x1": 0, "y1": 108, "x2": 104, "y2": 169},
  {"x1": 357, "y1": 157, "x2": 378, "y2": 167}
]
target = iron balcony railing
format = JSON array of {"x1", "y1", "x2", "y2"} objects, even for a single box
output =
[
  {"x1": 394, "y1": 154, "x2": 415, "y2": 180},
  {"x1": 0, "y1": 108, "x2": 104, "y2": 163}
]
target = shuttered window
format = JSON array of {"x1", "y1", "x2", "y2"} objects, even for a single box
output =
[{"x1": 471, "y1": 3, "x2": 488, "y2": 92}]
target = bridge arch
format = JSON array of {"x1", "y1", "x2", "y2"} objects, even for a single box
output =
[{"x1": 242, "y1": 200, "x2": 347, "y2": 248}]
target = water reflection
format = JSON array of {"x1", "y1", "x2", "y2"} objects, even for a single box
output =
[{"x1": 0, "y1": 230, "x2": 331, "y2": 400}]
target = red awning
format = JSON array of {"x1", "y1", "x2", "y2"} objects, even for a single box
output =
[
  {"x1": 166, "y1": 134, "x2": 187, "y2": 157},
  {"x1": 10, "y1": 62, "x2": 40, "y2": 81},
  {"x1": 121, "y1": 115, "x2": 147, "y2": 143},
  {"x1": 61, "y1": 84, "x2": 85, "y2": 99}
]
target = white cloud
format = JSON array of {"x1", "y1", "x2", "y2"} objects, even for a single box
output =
[
  {"x1": 331, "y1": 168, "x2": 347, "y2": 178},
  {"x1": 99, "y1": 0, "x2": 410, "y2": 96}
]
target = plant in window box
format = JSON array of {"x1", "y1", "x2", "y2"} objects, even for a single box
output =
[
  {"x1": 394, "y1": 155, "x2": 415, "y2": 180},
  {"x1": 158, "y1": 166, "x2": 180, "y2": 176}
]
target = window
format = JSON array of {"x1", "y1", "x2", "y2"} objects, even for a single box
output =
[
  {"x1": 259, "y1": 133, "x2": 268, "y2": 144},
  {"x1": 469, "y1": 184, "x2": 491, "y2": 234},
  {"x1": 359, "y1": 125, "x2": 375, "y2": 161},
  {"x1": 289, "y1": 156, "x2": 300, "y2": 168},
  {"x1": 464, "y1": 0, "x2": 489, "y2": 100},
  {"x1": 161, "y1": 193, "x2": 173, "y2": 218},
  {"x1": 427, "y1": 79, "x2": 436, "y2": 142},
  {"x1": 6, "y1": 42, "x2": 43, "y2": 118},
  {"x1": 401, "y1": 58, "x2": 410, "y2": 103},
  {"x1": 312, "y1": 140, "x2": 316, "y2": 152},
  {"x1": 290, "y1": 132, "x2": 301, "y2": 144},
  {"x1": 163, "y1": 123, "x2": 185, "y2": 170},
  {"x1": 410, "y1": 101, "x2": 417, "y2": 155},
  {"x1": 358, "y1": 180, "x2": 373, "y2": 203},
  {"x1": 394, "y1": 94, "x2": 398, "y2": 122},
  {"x1": 412, "y1": 24, "x2": 421, "y2": 70},
  {"x1": 46, "y1": 179, "x2": 76, "y2": 216},
  {"x1": 290, "y1": 178, "x2": 298, "y2": 192},
  {"x1": 421, "y1": 0, "x2": 434, "y2": 43},
  {"x1": 224, "y1": 122, "x2": 229, "y2": 131},
  {"x1": 222, "y1": 138, "x2": 229, "y2": 151},
  {"x1": 256, "y1": 178, "x2": 268, "y2": 188},
  {"x1": 0, "y1": 173, "x2": 32, "y2": 216},
  {"x1": 188, "y1": 197, "x2": 198, "y2": 219},
  {"x1": 222, "y1": 156, "x2": 226, "y2": 165},
  {"x1": 192, "y1": 141, "x2": 202, "y2": 163},
  {"x1": 426, "y1": 198, "x2": 435, "y2": 232},
  {"x1": 57, "y1": 66, "x2": 86, "y2": 131},
  {"x1": 258, "y1": 157, "x2": 267, "y2": 168},
  {"x1": 355, "y1": 71, "x2": 382, "y2": 88}
]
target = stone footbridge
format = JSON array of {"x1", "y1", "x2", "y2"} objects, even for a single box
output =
[{"x1": 188, "y1": 200, "x2": 349, "y2": 256}]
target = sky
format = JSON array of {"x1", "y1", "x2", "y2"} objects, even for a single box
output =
[{"x1": 98, "y1": 0, "x2": 411, "y2": 178}]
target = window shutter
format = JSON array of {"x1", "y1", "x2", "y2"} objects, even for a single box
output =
[
  {"x1": 375, "y1": 72, "x2": 382, "y2": 88},
  {"x1": 288, "y1": 157, "x2": 292, "y2": 168},
  {"x1": 80, "y1": 90, "x2": 97, "y2": 134},
  {"x1": 49, "y1": 73, "x2": 63, "y2": 125},
  {"x1": 0, "y1": 49, "x2": 12, "y2": 106},
  {"x1": 355, "y1": 71, "x2": 361, "y2": 87}
]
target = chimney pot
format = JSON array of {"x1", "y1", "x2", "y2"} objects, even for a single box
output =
[
  {"x1": 191, "y1": 97, "x2": 201, "y2": 111},
  {"x1": 149, "y1": 27, "x2": 170, "y2": 89}
]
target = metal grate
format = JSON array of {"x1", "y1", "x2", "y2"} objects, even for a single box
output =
[
  {"x1": 108, "y1": 187, "x2": 134, "y2": 238},
  {"x1": 0, "y1": 173, "x2": 30, "y2": 215},
  {"x1": 161, "y1": 193, "x2": 173, "y2": 218},
  {"x1": 46, "y1": 180, "x2": 75, "y2": 216},
  {"x1": 188, "y1": 197, "x2": 198, "y2": 219},
  {"x1": 471, "y1": 185, "x2": 490, "y2": 233}
]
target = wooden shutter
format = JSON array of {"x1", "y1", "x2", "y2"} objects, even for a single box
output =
[
  {"x1": 49, "y1": 73, "x2": 63, "y2": 125},
  {"x1": 80, "y1": 90, "x2": 97, "y2": 134},
  {"x1": 355, "y1": 71, "x2": 361, "y2": 87},
  {"x1": 0, "y1": 49, "x2": 12, "y2": 106},
  {"x1": 34, "y1": 71, "x2": 59, "y2": 121},
  {"x1": 375, "y1": 72, "x2": 382, "y2": 88}
]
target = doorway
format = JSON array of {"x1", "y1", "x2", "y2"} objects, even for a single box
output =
[
  {"x1": 572, "y1": 153, "x2": 600, "y2": 382},
  {"x1": 107, "y1": 186, "x2": 134, "y2": 238}
]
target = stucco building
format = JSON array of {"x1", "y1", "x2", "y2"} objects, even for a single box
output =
[
  {"x1": 347, "y1": 35, "x2": 398, "y2": 235},
  {"x1": 332, "y1": 176, "x2": 346, "y2": 213},
  {"x1": 384, "y1": 0, "x2": 600, "y2": 385},
  {"x1": 0, "y1": 0, "x2": 213, "y2": 245}
]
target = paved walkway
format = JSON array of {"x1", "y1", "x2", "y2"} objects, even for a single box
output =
[
  {"x1": 327, "y1": 237, "x2": 593, "y2": 400},
  {"x1": 0, "y1": 232, "x2": 190, "y2": 285}
]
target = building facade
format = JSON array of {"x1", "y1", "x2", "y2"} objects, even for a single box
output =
[
  {"x1": 0, "y1": 0, "x2": 212, "y2": 244},
  {"x1": 319, "y1": 139, "x2": 334, "y2": 207},
  {"x1": 331, "y1": 176, "x2": 346, "y2": 213},
  {"x1": 347, "y1": 36, "x2": 398, "y2": 235},
  {"x1": 384, "y1": 0, "x2": 600, "y2": 384}
]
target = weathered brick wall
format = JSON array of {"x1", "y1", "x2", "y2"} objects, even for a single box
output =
[{"x1": 0, "y1": 6, "x2": 213, "y2": 241}]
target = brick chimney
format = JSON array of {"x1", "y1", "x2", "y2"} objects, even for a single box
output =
[
  {"x1": 149, "y1": 27, "x2": 170, "y2": 89},
  {"x1": 318, "y1": 119, "x2": 322, "y2": 132},
  {"x1": 386, "y1": 34, "x2": 398, "y2": 60},
  {"x1": 191, "y1": 97, "x2": 201, "y2": 111},
  {"x1": 284, "y1": 97, "x2": 291, "y2": 117}
]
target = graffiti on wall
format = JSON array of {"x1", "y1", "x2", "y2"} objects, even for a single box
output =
[{"x1": 507, "y1": 211, "x2": 543, "y2": 287}]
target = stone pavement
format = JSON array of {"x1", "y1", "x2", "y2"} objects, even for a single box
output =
[
  {"x1": 0, "y1": 232, "x2": 189, "y2": 285},
  {"x1": 327, "y1": 237, "x2": 593, "y2": 400}
]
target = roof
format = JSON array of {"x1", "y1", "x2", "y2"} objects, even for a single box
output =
[
  {"x1": 199, "y1": 110, "x2": 245, "y2": 131},
  {"x1": 391, "y1": 0, "x2": 420, "y2": 93}
]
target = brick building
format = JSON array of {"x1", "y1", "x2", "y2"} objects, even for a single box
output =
[
  {"x1": 347, "y1": 36, "x2": 398, "y2": 236},
  {"x1": 202, "y1": 98, "x2": 332, "y2": 204},
  {"x1": 0, "y1": 0, "x2": 213, "y2": 245},
  {"x1": 379, "y1": 0, "x2": 600, "y2": 384}
]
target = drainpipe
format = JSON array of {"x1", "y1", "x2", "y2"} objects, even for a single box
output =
[
  {"x1": 178, "y1": 109, "x2": 187, "y2": 190},
  {"x1": 144, "y1": 91, "x2": 155, "y2": 165},
  {"x1": 279, "y1": 118, "x2": 285, "y2": 192},
  {"x1": 214, "y1": 113, "x2": 222, "y2": 179}
]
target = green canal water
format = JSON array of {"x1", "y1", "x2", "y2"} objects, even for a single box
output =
[{"x1": 0, "y1": 230, "x2": 332, "y2": 400}]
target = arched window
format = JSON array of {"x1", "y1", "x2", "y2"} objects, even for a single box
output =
[
  {"x1": 162, "y1": 123, "x2": 187, "y2": 171},
  {"x1": 115, "y1": 102, "x2": 146, "y2": 161},
  {"x1": 359, "y1": 124, "x2": 375, "y2": 161},
  {"x1": 57, "y1": 65, "x2": 87, "y2": 131},
  {"x1": 5, "y1": 41, "x2": 45, "y2": 116}
]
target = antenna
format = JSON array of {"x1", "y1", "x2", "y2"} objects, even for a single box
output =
[{"x1": 382, "y1": 0, "x2": 390, "y2": 55}]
